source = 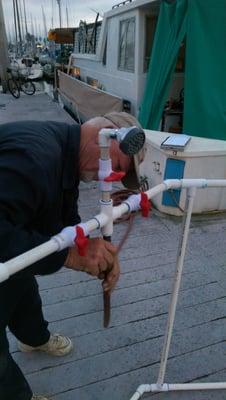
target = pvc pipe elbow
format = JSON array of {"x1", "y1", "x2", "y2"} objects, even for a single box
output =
[
  {"x1": 163, "y1": 179, "x2": 181, "y2": 190},
  {"x1": 129, "y1": 384, "x2": 152, "y2": 400},
  {"x1": 99, "y1": 128, "x2": 113, "y2": 147}
]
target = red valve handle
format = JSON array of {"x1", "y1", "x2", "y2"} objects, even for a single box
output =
[
  {"x1": 75, "y1": 226, "x2": 88, "y2": 256},
  {"x1": 140, "y1": 192, "x2": 151, "y2": 217},
  {"x1": 104, "y1": 171, "x2": 126, "y2": 182}
]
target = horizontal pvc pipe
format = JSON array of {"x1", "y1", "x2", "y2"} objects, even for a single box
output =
[
  {"x1": 167, "y1": 179, "x2": 226, "y2": 189},
  {"x1": 182, "y1": 179, "x2": 226, "y2": 188},
  {"x1": 2, "y1": 178, "x2": 226, "y2": 282},
  {"x1": 113, "y1": 202, "x2": 130, "y2": 220},
  {"x1": 152, "y1": 382, "x2": 226, "y2": 391},
  {"x1": 0, "y1": 239, "x2": 59, "y2": 282},
  {"x1": 113, "y1": 182, "x2": 166, "y2": 220},
  {"x1": 113, "y1": 178, "x2": 226, "y2": 222},
  {"x1": 130, "y1": 382, "x2": 226, "y2": 399},
  {"x1": 83, "y1": 213, "x2": 109, "y2": 232}
]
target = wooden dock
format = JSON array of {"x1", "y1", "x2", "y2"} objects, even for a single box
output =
[{"x1": 1, "y1": 92, "x2": 226, "y2": 400}]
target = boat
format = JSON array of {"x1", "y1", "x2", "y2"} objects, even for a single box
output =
[
  {"x1": 55, "y1": 0, "x2": 226, "y2": 218},
  {"x1": 10, "y1": 57, "x2": 43, "y2": 80},
  {"x1": 58, "y1": 0, "x2": 162, "y2": 121},
  {"x1": 57, "y1": 0, "x2": 226, "y2": 144},
  {"x1": 57, "y1": 0, "x2": 184, "y2": 125}
]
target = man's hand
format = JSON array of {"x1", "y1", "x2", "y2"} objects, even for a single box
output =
[
  {"x1": 64, "y1": 237, "x2": 118, "y2": 277},
  {"x1": 102, "y1": 256, "x2": 120, "y2": 293}
]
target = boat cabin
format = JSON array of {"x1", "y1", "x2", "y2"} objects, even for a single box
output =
[{"x1": 58, "y1": 0, "x2": 184, "y2": 129}]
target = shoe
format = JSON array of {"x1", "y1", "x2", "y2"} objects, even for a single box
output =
[
  {"x1": 18, "y1": 333, "x2": 73, "y2": 356},
  {"x1": 32, "y1": 396, "x2": 49, "y2": 400}
]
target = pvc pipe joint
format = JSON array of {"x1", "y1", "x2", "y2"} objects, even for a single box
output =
[
  {"x1": 52, "y1": 224, "x2": 91, "y2": 252},
  {"x1": 52, "y1": 226, "x2": 76, "y2": 251},
  {"x1": 100, "y1": 199, "x2": 113, "y2": 237},
  {"x1": 129, "y1": 384, "x2": 152, "y2": 400},
  {"x1": 99, "y1": 128, "x2": 113, "y2": 147}
]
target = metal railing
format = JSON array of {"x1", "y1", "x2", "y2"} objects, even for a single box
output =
[{"x1": 112, "y1": 0, "x2": 134, "y2": 10}]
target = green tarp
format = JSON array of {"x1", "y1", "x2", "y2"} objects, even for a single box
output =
[
  {"x1": 184, "y1": 0, "x2": 226, "y2": 139},
  {"x1": 139, "y1": 0, "x2": 226, "y2": 140},
  {"x1": 139, "y1": 0, "x2": 187, "y2": 130}
]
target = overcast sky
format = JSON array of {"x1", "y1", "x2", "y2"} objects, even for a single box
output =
[{"x1": 2, "y1": 0, "x2": 117, "y2": 38}]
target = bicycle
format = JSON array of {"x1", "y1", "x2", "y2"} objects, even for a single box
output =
[{"x1": 7, "y1": 67, "x2": 36, "y2": 99}]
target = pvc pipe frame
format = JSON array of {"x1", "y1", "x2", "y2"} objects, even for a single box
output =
[
  {"x1": 130, "y1": 182, "x2": 226, "y2": 400},
  {"x1": 1, "y1": 178, "x2": 226, "y2": 398},
  {"x1": 1, "y1": 178, "x2": 226, "y2": 282},
  {"x1": 130, "y1": 382, "x2": 226, "y2": 400}
]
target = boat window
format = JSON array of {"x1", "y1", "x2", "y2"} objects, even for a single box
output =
[
  {"x1": 144, "y1": 15, "x2": 158, "y2": 72},
  {"x1": 118, "y1": 17, "x2": 135, "y2": 72}
]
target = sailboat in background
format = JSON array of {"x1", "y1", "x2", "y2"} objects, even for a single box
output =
[
  {"x1": 8, "y1": 0, "x2": 76, "y2": 82},
  {"x1": 9, "y1": 0, "x2": 44, "y2": 80}
]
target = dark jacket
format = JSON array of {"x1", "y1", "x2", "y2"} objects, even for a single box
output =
[{"x1": 0, "y1": 120, "x2": 81, "y2": 276}]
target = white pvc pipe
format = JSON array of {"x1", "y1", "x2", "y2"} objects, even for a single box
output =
[
  {"x1": 2, "y1": 179, "x2": 226, "y2": 283},
  {"x1": 113, "y1": 178, "x2": 226, "y2": 221},
  {"x1": 129, "y1": 385, "x2": 152, "y2": 400},
  {"x1": 84, "y1": 213, "x2": 109, "y2": 232},
  {"x1": 130, "y1": 382, "x2": 226, "y2": 399},
  {"x1": 113, "y1": 182, "x2": 166, "y2": 220},
  {"x1": 0, "y1": 239, "x2": 59, "y2": 282},
  {"x1": 157, "y1": 187, "x2": 197, "y2": 384},
  {"x1": 100, "y1": 199, "x2": 114, "y2": 237},
  {"x1": 165, "y1": 383, "x2": 226, "y2": 391}
]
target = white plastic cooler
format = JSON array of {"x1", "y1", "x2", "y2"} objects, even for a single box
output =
[{"x1": 139, "y1": 130, "x2": 226, "y2": 216}]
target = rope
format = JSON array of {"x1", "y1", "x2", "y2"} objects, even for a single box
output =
[
  {"x1": 102, "y1": 184, "x2": 151, "y2": 328},
  {"x1": 111, "y1": 189, "x2": 137, "y2": 251}
]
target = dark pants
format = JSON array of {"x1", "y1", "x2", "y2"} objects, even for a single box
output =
[{"x1": 0, "y1": 274, "x2": 50, "y2": 400}]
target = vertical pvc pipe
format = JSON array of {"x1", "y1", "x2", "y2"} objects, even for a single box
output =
[
  {"x1": 98, "y1": 131, "x2": 113, "y2": 327},
  {"x1": 157, "y1": 187, "x2": 197, "y2": 385}
]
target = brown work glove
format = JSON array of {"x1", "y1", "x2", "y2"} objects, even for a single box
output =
[{"x1": 64, "y1": 238, "x2": 120, "y2": 289}]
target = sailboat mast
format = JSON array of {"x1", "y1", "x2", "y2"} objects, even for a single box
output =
[
  {"x1": 51, "y1": 0, "x2": 54, "y2": 28},
  {"x1": 42, "y1": 5, "x2": 48, "y2": 38},
  {"x1": 34, "y1": 17, "x2": 38, "y2": 39},
  {"x1": 8, "y1": 26, "x2": 12, "y2": 43},
  {"x1": 23, "y1": 0, "x2": 28, "y2": 36},
  {"x1": 30, "y1": 13, "x2": 34, "y2": 36},
  {"x1": 18, "y1": 0, "x2": 25, "y2": 40},
  {"x1": 0, "y1": 0, "x2": 10, "y2": 92},
  {"x1": 15, "y1": 0, "x2": 22, "y2": 54},
  {"x1": 66, "y1": 5, "x2": 69, "y2": 28},
  {"x1": 56, "y1": 0, "x2": 62, "y2": 28},
  {"x1": 13, "y1": 0, "x2": 18, "y2": 44}
]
